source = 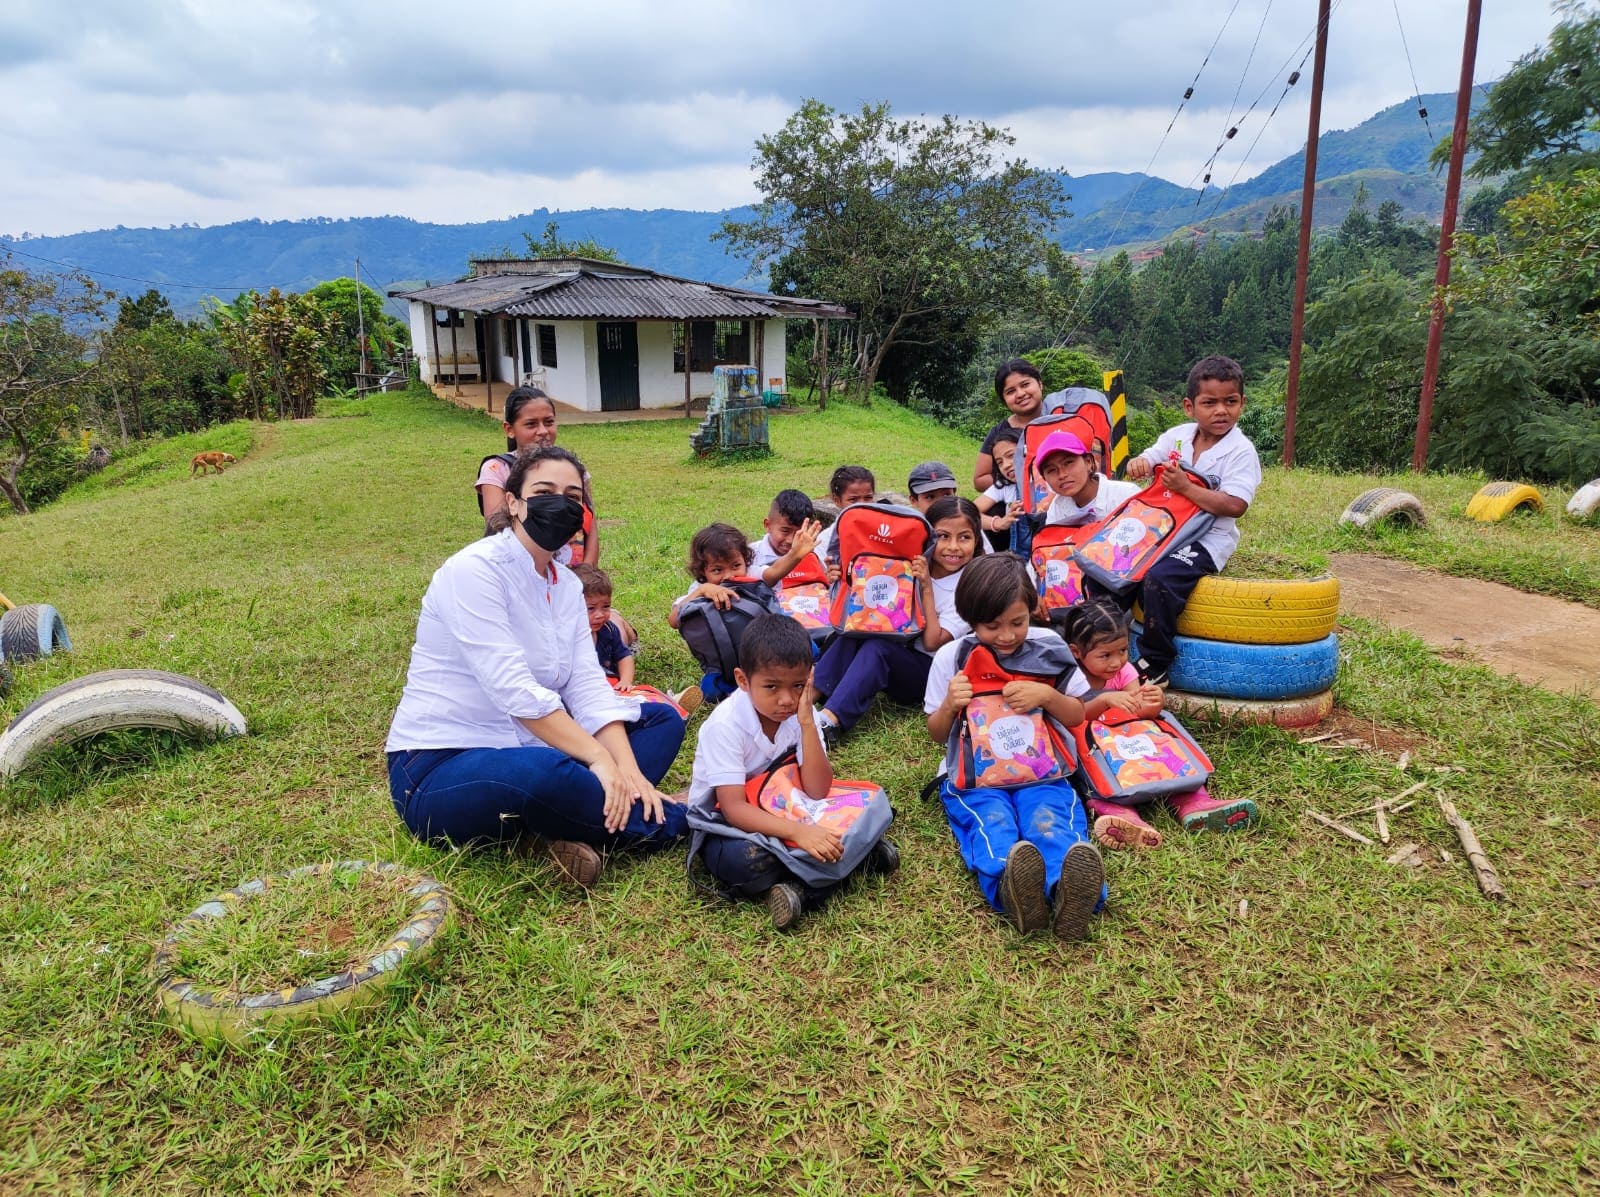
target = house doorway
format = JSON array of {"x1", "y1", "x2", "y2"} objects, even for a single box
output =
[{"x1": 597, "y1": 322, "x2": 640, "y2": 411}]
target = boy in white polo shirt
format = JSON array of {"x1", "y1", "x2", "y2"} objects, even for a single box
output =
[
  {"x1": 688, "y1": 614, "x2": 898, "y2": 930},
  {"x1": 1124, "y1": 355, "x2": 1263, "y2": 687}
]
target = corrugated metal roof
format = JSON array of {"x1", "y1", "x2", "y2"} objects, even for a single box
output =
[{"x1": 396, "y1": 265, "x2": 849, "y2": 320}]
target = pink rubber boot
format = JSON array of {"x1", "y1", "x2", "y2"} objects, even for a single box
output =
[
  {"x1": 1085, "y1": 797, "x2": 1162, "y2": 850},
  {"x1": 1167, "y1": 786, "x2": 1257, "y2": 833}
]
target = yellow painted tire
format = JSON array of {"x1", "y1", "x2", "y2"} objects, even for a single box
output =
[
  {"x1": 1166, "y1": 574, "x2": 1341, "y2": 645},
  {"x1": 1464, "y1": 481, "x2": 1543, "y2": 523},
  {"x1": 153, "y1": 861, "x2": 451, "y2": 1046},
  {"x1": 1164, "y1": 687, "x2": 1334, "y2": 729}
]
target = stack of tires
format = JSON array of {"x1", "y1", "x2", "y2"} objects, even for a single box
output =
[{"x1": 1150, "y1": 575, "x2": 1341, "y2": 730}]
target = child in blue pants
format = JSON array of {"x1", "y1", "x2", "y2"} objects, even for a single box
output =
[{"x1": 924, "y1": 554, "x2": 1106, "y2": 939}]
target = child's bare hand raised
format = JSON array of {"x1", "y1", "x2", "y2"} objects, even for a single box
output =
[
  {"x1": 944, "y1": 672, "x2": 973, "y2": 711},
  {"x1": 1002, "y1": 680, "x2": 1056, "y2": 711},
  {"x1": 792, "y1": 822, "x2": 844, "y2": 863},
  {"x1": 1126, "y1": 456, "x2": 1153, "y2": 481},
  {"x1": 994, "y1": 501, "x2": 1024, "y2": 531},
  {"x1": 801, "y1": 668, "x2": 818, "y2": 712},
  {"x1": 909, "y1": 555, "x2": 930, "y2": 583},
  {"x1": 792, "y1": 518, "x2": 822, "y2": 557}
]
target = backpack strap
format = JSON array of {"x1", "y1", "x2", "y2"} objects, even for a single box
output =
[{"x1": 475, "y1": 452, "x2": 519, "y2": 516}]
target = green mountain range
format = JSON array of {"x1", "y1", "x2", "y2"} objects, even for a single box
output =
[{"x1": 2, "y1": 89, "x2": 1477, "y2": 308}]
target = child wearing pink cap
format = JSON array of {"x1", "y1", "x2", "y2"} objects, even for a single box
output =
[{"x1": 1035, "y1": 430, "x2": 1139, "y2": 528}]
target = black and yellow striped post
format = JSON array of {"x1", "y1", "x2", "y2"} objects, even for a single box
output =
[{"x1": 1103, "y1": 369, "x2": 1130, "y2": 477}]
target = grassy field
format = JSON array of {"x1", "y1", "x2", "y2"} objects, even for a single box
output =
[{"x1": 1, "y1": 386, "x2": 1597, "y2": 1194}]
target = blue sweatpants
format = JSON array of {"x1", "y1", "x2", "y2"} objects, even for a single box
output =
[{"x1": 938, "y1": 776, "x2": 1106, "y2": 913}]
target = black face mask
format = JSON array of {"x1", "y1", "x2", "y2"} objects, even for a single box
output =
[{"x1": 516, "y1": 494, "x2": 585, "y2": 552}]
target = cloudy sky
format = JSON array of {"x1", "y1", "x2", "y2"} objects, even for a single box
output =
[{"x1": 0, "y1": 0, "x2": 1559, "y2": 238}]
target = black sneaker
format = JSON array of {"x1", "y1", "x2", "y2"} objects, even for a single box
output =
[
  {"x1": 998, "y1": 841, "x2": 1049, "y2": 934},
  {"x1": 866, "y1": 837, "x2": 901, "y2": 876},
  {"x1": 818, "y1": 714, "x2": 842, "y2": 754},
  {"x1": 1052, "y1": 841, "x2": 1104, "y2": 942},
  {"x1": 765, "y1": 882, "x2": 804, "y2": 932}
]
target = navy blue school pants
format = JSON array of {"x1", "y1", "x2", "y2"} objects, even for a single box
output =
[
  {"x1": 387, "y1": 702, "x2": 687, "y2": 852},
  {"x1": 938, "y1": 776, "x2": 1105, "y2": 913},
  {"x1": 1094, "y1": 545, "x2": 1218, "y2": 677},
  {"x1": 813, "y1": 637, "x2": 931, "y2": 731}
]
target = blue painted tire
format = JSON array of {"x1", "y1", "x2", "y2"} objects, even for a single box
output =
[
  {"x1": 1135, "y1": 629, "x2": 1340, "y2": 700},
  {"x1": 0, "y1": 603, "x2": 71, "y2": 664}
]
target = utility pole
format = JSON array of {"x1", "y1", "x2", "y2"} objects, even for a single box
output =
[
  {"x1": 355, "y1": 258, "x2": 369, "y2": 396},
  {"x1": 1281, "y1": 0, "x2": 1332, "y2": 469},
  {"x1": 1413, "y1": 0, "x2": 1483, "y2": 471}
]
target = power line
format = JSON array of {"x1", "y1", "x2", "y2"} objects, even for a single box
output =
[
  {"x1": 1058, "y1": 2, "x2": 1338, "y2": 352},
  {"x1": 1050, "y1": 0, "x2": 1246, "y2": 338},
  {"x1": 1391, "y1": 0, "x2": 1436, "y2": 142}
]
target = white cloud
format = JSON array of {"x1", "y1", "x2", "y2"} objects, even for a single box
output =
[{"x1": 0, "y1": 0, "x2": 1561, "y2": 235}]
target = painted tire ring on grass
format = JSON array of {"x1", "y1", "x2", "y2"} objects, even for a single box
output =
[
  {"x1": 0, "y1": 603, "x2": 71, "y2": 664},
  {"x1": 1144, "y1": 574, "x2": 1340, "y2": 645},
  {"x1": 1339, "y1": 487, "x2": 1426, "y2": 531},
  {"x1": 153, "y1": 861, "x2": 452, "y2": 1045},
  {"x1": 1464, "y1": 481, "x2": 1543, "y2": 523},
  {"x1": 1164, "y1": 687, "x2": 1334, "y2": 729},
  {"x1": 1134, "y1": 628, "x2": 1340, "y2": 700}
]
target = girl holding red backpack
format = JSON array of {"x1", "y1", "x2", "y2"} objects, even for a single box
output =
[
  {"x1": 924, "y1": 554, "x2": 1106, "y2": 940},
  {"x1": 1063, "y1": 600, "x2": 1257, "y2": 849},
  {"x1": 814, "y1": 497, "x2": 983, "y2": 746}
]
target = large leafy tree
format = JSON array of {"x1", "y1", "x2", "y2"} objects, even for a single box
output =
[
  {"x1": 0, "y1": 255, "x2": 107, "y2": 514},
  {"x1": 719, "y1": 100, "x2": 1068, "y2": 400},
  {"x1": 1446, "y1": 1, "x2": 1600, "y2": 182}
]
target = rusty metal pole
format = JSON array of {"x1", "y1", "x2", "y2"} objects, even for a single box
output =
[
  {"x1": 1413, "y1": 0, "x2": 1482, "y2": 471},
  {"x1": 1281, "y1": 0, "x2": 1332, "y2": 469}
]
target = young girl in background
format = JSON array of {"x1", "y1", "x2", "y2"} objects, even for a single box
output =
[
  {"x1": 975, "y1": 427, "x2": 1023, "y2": 552},
  {"x1": 1062, "y1": 599, "x2": 1257, "y2": 845},
  {"x1": 974, "y1": 359, "x2": 1045, "y2": 491},
  {"x1": 814, "y1": 497, "x2": 983, "y2": 745},
  {"x1": 815, "y1": 465, "x2": 876, "y2": 568},
  {"x1": 475, "y1": 386, "x2": 600, "y2": 566}
]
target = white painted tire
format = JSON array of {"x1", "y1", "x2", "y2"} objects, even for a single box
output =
[
  {"x1": 1339, "y1": 488, "x2": 1426, "y2": 531},
  {"x1": 1566, "y1": 479, "x2": 1600, "y2": 521},
  {"x1": 0, "y1": 669, "x2": 247, "y2": 780}
]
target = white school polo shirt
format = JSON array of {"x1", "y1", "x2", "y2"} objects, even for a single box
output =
[
  {"x1": 1135, "y1": 422, "x2": 1261, "y2": 570},
  {"x1": 687, "y1": 689, "x2": 828, "y2": 815}
]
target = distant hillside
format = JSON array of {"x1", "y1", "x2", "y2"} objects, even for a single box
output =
[{"x1": 2, "y1": 88, "x2": 1486, "y2": 309}]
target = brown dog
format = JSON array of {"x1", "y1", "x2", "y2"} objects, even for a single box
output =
[{"x1": 191, "y1": 451, "x2": 237, "y2": 476}]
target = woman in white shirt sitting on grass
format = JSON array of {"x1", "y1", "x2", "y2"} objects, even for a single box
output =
[{"x1": 386, "y1": 445, "x2": 687, "y2": 888}]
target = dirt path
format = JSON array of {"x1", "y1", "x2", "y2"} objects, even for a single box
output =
[{"x1": 1331, "y1": 553, "x2": 1600, "y2": 703}]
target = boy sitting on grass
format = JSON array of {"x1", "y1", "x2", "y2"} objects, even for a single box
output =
[
  {"x1": 688, "y1": 614, "x2": 898, "y2": 931},
  {"x1": 750, "y1": 488, "x2": 825, "y2": 589},
  {"x1": 1122, "y1": 354, "x2": 1262, "y2": 689}
]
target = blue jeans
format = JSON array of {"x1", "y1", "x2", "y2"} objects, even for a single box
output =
[
  {"x1": 813, "y1": 636, "x2": 932, "y2": 730},
  {"x1": 387, "y1": 702, "x2": 687, "y2": 851},
  {"x1": 938, "y1": 776, "x2": 1106, "y2": 913}
]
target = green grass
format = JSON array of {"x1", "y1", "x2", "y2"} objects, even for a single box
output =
[{"x1": 1, "y1": 386, "x2": 1597, "y2": 1193}]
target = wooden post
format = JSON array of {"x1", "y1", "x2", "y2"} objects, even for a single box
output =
[
  {"x1": 817, "y1": 319, "x2": 829, "y2": 412},
  {"x1": 683, "y1": 321, "x2": 692, "y2": 417},
  {"x1": 428, "y1": 303, "x2": 442, "y2": 394},
  {"x1": 754, "y1": 320, "x2": 765, "y2": 389},
  {"x1": 1412, "y1": 0, "x2": 1483, "y2": 472},
  {"x1": 1281, "y1": 0, "x2": 1331, "y2": 469},
  {"x1": 449, "y1": 309, "x2": 462, "y2": 398}
]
